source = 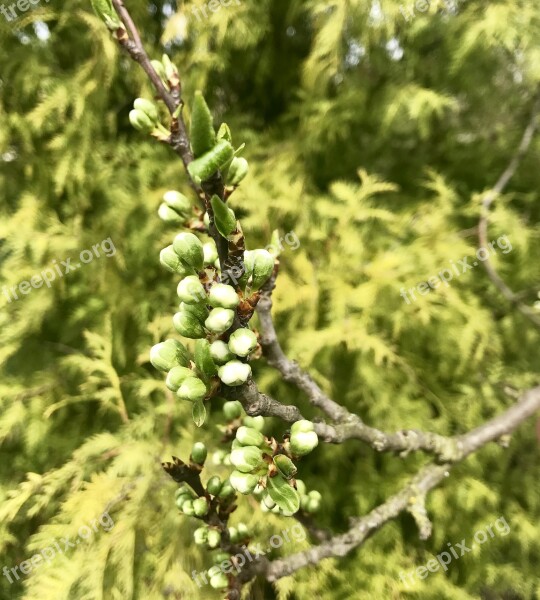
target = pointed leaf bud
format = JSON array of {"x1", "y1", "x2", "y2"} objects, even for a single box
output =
[
  {"x1": 290, "y1": 430, "x2": 319, "y2": 456},
  {"x1": 133, "y1": 98, "x2": 159, "y2": 124},
  {"x1": 217, "y1": 122, "x2": 232, "y2": 143},
  {"x1": 207, "y1": 529, "x2": 221, "y2": 549},
  {"x1": 176, "y1": 377, "x2": 207, "y2": 402},
  {"x1": 166, "y1": 366, "x2": 196, "y2": 391},
  {"x1": 235, "y1": 426, "x2": 264, "y2": 447},
  {"x1": 190, "y1": 91, "x2": 216, "y2": 158},
  {"x1": 208, "y1": 283, "x2": 240, "y2": 309},
  {"x1": 151, "y1": 59, "x2": 169, "y2": 89},
  {"x1": 207, "y1": 476, "x2": 222, "y2": 496},
  {"x1": 163, "y1": 190, "x2": 191, "y2": 216},
  {"x1": 210, "y1": 340, "x2": 235, "y2": 365},
  {"x1": 191, "y1": 442, "x2": 208, "y2": 465},
  {"x1": 193, "y1": 497, "x2": 209, "y2": 517},
  {"x1": 173, "y1": 310, "x2": 206, "y2": 339},
  {"x1": 273, "y1": 454, "x2": 297, "y2": 480},
  {"x1": 161, "y1": 53, "x2": 179, "y2": 83},
  {"x1": 229, "y1": 470, "x2": 259, "y2": 495},
  {"x1": 230, "y1": 446, "x2": 265, "y2": 473},
  {"x1": 223, "y1": 400, "x2": 243, "y2": 421},
  {"x1": 150, "y1": 339, "x2": 189, "y2": 371},
  {"x1": 228, "y1": 328, "x2": 258, "y2": 357},
  {"x1": 205, "y1": 308, "x2": 235, "y2": 334},
  {"x1": 217, "y1": 360, "x2": 251, "y2": 386},
  {"x1": 194, "y1": 526, "x2": 208, "y2": 545},
  {"x1": 187, "y1": 140, "x2": 234, "y2": 183},
  {"x1": 226, "y1": 156, "x2": 249, "y2": 186},
  {"x1": 173, "y1": 233, "x2": 204, "y2": 271},
  {"x1": 129, "y1": 109, "x2": 155, "y2": 133}
]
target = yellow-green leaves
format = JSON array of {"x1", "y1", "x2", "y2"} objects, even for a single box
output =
[
  {"x1": 267, "y1": 473, "x2": 300, "y2": 515},
  {"x1": 187, "y1": 140, "x2": 234, "y2": 183},
  {"x1": 90, "y1": 0, "x2": 124, "y2": 31},
  {"x1": 210, "y1": 195, "x2": 237, "y2": 238},
  {"x1": 190, "y1": 92, "x2": 216, "y2": 158}
]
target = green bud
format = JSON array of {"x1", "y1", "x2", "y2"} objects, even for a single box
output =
[
  {"x1": 208, "y1": 284, "x2": 239, "y2": 309},
  {"x1": 176, "y1": 377, "x2": 207, "y2": 402},
  {"x1": 173, "y1": 233, "x2": 204, "y2": 272},
  {"x1": 194, "y1": 339, "x2": 218, "y2": 378},
  {"x1": 180, "y1": 301, "x2": 209, "y2": 322},
  {"x1": 242, "y1": 415, "x2": 265, "y2": 431},
  {"x1": 187, "y1": 140, "x2": 234, "y2": 183},
  {"x1": 218, "y1": 360, "x2": 251, "y2": 386},
  {"x1": 203, "y1": 241, "x2": 219, "y2": 266},
  {"x1": 173, "y1": 310, "x2": 206, "y2": 339},
  {"x1": 175, "y1": 484, "x2": 192, "y2": 500},
  {"x1": 182, "y1": 500, "x2": 195, "y2": 516},
  {"x1": 290, "y1": 430, "x2": 319, "y2": 456},
  {"x1": 163, "y1": 190, "x2": 191, "y2": 215},
  {"x1": 291, "y1": 420, "x2": 315, "y2": 434},
  {"x1": 229, "y1": 470, "x2": 259, "y2": 495},
  {"x1": 210, "y1": 194, "x2": 237, "y2": 238},
  {"x1": 158, "y1": 203, "x2": 184, "y2": 224},
  {"x1": 194, "y1": 526, "x2": 208, "y2": 545},
  {"x1": 177, "y1": 275, "x2": 206, "y2": 305},
  {"x1": 191, "y1": 442, "x2": 208, "y2": 465},
  {"x1": 210, "y1": 572, "x2": 228, "y2": 590},
  {"x1": 237, "y1": 523, "x2": 249, "y2": 539},
  {"x1": 190, "y1": 91, "x2": 216, "y2": 158},
  {"x1": 129, "y1": 109, "x2": 155, "y2": 133},
  {"x1": 217, "y1": 122, "x2": 232, "y2": 143},
  {"x1": 212, "y1": 449, "x2": 227, "y2": 466},
  {"x1": 160, "y1": 246, "x2": 193, "y2": 276},
  {"x1": 193, "y1": 497, "x2": 209, "y2": 517},
  {"x1": 151, "y1": 59, "x2": 169, "y2": 88},
  {"x1": 228, "y1": 329, "x2": 258, "y2": 357},
  {"x1": 306, "y1": 497, "x2": 321, "y2": 513},
  {"x1": 269, "y1": 229, "x2": 283, "y2": 257},
  {"x1": 273, "y1": 454, "x2": 297, "y2": 480},
  {"x1": 207, "y1": 529, "x2": 221, "y2": 549},
  {"x1": 90, "y1": 0, "x2": 124, "y2": 30},
  {"x1": 295, "y1": 479, "x2": 307, "y2": 496},
  {"x1": 205, "y1": 308, "x2": 235, "y2": 334},
  {"x1": 244, "y1": 249, "x2": 275, "y2": 292},
  {"x1": 218, "y1": 479, "x2": 235, "y2": 499},
  {"x1": 203, "y1": 212, "x2": 211, "y2": 229},
  {"x1": 210, "y1": 341, "x2": 235, "y2": 365},
  {"x1": 236, "y1": 426, "x2": 264, "y2": 447},
  {"x1": 226, "y1": 156, "x2": 249, "y2": 186},
  {"x1": 223, "y1": 400, "x2": 243, "y2": 421},
  {"x1": 262, "y1": 493, "x2": 276, "y2": 509},
  {"x1": 206, "y1": 476, "x2": 222, "y2": 496},
  {"x1": 161, "y1": 54, "x2": 178, "y2": 82},
  {"x1": 150, "y1": 339, "x2": 190, "y2": 371},
  {"x1": 133, "y1": 98, "x2": 159, "y2": 124},
  {"x1": 166, "y1": 366, "x2": 196, "y2": 391},
  {"x1": 175, "y1": 493, "x2": 192, "y2": 510},
  {"x1": 230, "y1": 446, "x2": 266, "y2": 473},
  {"x1": 212, "y1": 551, "x2": 230, "y2": 564}
]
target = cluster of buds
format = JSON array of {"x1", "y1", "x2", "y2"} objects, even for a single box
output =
[{"x1": 158, "y1": 190, "x2": 192, "y2": 225}]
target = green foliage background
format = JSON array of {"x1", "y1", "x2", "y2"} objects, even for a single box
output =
[{"x1": 1, "y1": 0, "x2": 540, "y2": 598}]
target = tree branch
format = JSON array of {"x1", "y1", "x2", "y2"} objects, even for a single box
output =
[{"x1": 478, "y1": 93, "x2": 540, "y2": 327}]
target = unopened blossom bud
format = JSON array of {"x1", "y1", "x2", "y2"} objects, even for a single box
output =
[
  {"x1": 226, "y1": 156, "x2": 249, "y2": 186},
  {"x1": 210, "y1": 572, "x2": 228, "y2": 589},
  {"x1": 208, "y1": 283, "x2": 240, "y2": 309},
  {"x1": 163, "y1": 190, "x2": 191, "y2": 216},
  {"x1": 210, "y1": 340, "x2": 234, "y2": 365},
  {"x1": 218, "y1": 479, "x2": 235, "y2": 499},
  {"x1": 228, "y1": 526, "x2": 238, "y2": 543},
  {"x1": 193, "y1": 497, "x2": 209, "y2": 517},
  {"x1": 207, "y1": 529, "x2": 221, "y2": 549},
  {"x1": 228, "y1": 329, "x2": 258, "y2": 357},
  {"x1": 230, "y1": 446, "x2": 265, "y2": 474},
  {"x1": 203, "y1": 241, "x2": 218, "y2": 266},
  {"x1": 235, "y1": 426, "x2": 264, "y2": 447},
  {"x1": 205, "y1": 308, "x2": 235, "y2": 334},
  {"x1": 290, "y1": 423, "x2": 319, "y2": 456},
  {"x1": 150, "y1": 339, "x2": 189, "y2": 372},
  {"x1": 173, "y1": 310, "x2": 206, "y2": 339},
  {"x1": 194, "y1": 526, "x2": 208, "y2": 545},
  {"x1": 237, "y1": 523, "x2": 249, "y2": 539},
  {"x1": 191, "y1": 442, "x2": 208, "y2": 465},
  {"x1": 175, "y1": 493, "x2": 192, "y2": 510},
  {"x1": 182, "y1": 500, "x2": 195, "y2": 516},
  {"x1": 229, "y1": 470, "x2": 259, "y2": 495},
  {"x1": 160, "y1": 245, "x2": 194, "y2": 275},
  {"x1": 165, "y1": 366, "x2": 196, "y2": 391},
  {"x1": 242, "y1": 415, "x2": 265, "y2": 431},
  {"x1": 151, "y1": 59, "x2": 169, "y2": 88},
  {"x1": 173, "y1": 232, "x2": 204, "y2": 271},
  {"x1": 177, "y1": 275, "x2": 206, "y2": 305},
  {"x1": 217, "y1": 360, "x2": 251, "y2": 386},
  {"x1": 243, "y1": 249, "x2": 274, "y2": 291},
  {"x1": 129, "y1": 109, "x2": 155, "y2": 133},
  {"x1": 133, "y1": 98, "x2": 159, "y2": 124},
  {"x1": 176, "y1": 377, "x2": 207, "y2": 402},
  {"x1": 158, "y1": 203, "x2": 185, "y2": 224},
  {"x1": 223, "y1": 400, "x2": 243, "y2": 421},
  {"x1": 206, "y1": 476, "x2": 222, "y2": 496}
]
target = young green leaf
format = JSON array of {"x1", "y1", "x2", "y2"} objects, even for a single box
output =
[
  {"x1": 210, "y1": 195, "x2": 236, "y2": 238},
  {"x1": 192, "y1": 399, "x2": 207, "y2": 427},
  {"x1": 267, "y1": 473, "x2": 300, "y2": 514},
  {"x1": 187, "y1": 140, "x2": 234, "y2": 183},
  {"x1": 190, "y1": 92, "x2": 216, "y2": 158}
]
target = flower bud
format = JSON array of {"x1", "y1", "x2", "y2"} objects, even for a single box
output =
[
  {"x1": 210, "y1": 572, "x2": 228, "y2": 590},
  {"x1": 193, "y1": 497, "x2": 209, "y2": 517},
  {"x1": 226, "y1": 156, "x2": 249, "y2": 186},
  {"x1": 218, "y1": 360, "x2": 251, "y2": 386},
  {"x1": 291, "y1": 420, "x2": 315, "y2": 434},
  {"x1": 210, "y1": 341, "x2": 234, "y2": 365},
  {"x1": 173, "y1": 233, "x2": 204, "y2": 272},
  {"x1": 207, "y1": 529, "x2": 221, "y2": 549},
  {"x1": 244, "y1": 249, "x2": 275, "y2": 291},
  {"x1": 129, "y1": 109, "x2": 155, "y2": 133},
  {"x1": 223, "y1": 400, "x2": 243, "y2": 421},
  {"x1": 194, "y1": 526, "x2": 208, "y2": 545},
  {"x1": 230, "y1": 446, "x2": 265, "y2": 473},
  {"x1": 133, "y1": 98, "x2": 159, "y2": 124},
  {"x1": 235, "y1": 426, "x2": 264, "y2": 447},
  {"x1": 306, "y1": 491, "x2": 322, "y2": 512},
  {"x1": 163, "y1": 190, "x2": 191, "y2": 216},
  {"x1": 218, "y1": 479, "x2": 235, "y2": 499},
  {"x1": 161, "y1": 53, "x2": 178, "y2": 83},
  {"x1": 175, "y1": 493, "x2": 192, "y2": 510},
  {"x1": 208, "y1": 284, "x2": 240, "y2": 309},
  {"x1": 194, "y1": 339, "x2": 218, "y2": 378},
  {"x1": 295, "y1": 479, "x2": 307, "y2": 496},
  {"x1": 160, "y1": 245, "x2": 194, "y2": 275},
  {"x1": 173, "y1": 310, "x2": 206, "y2": 339},
  {"x1": 158, "y1": 203, "x2": 184, "y2": 224},
  {"x1": 151, "y1": 59, "x2": 169, "y2": 88},
  {"x1": 176, "y1": 377, "x2": 207, "y2": 402},
  {"x1": 180, "y1": 301, "x2": 209, "y2": 322},
  {"x1": 242, "y1": 415, "x2": 265, "y2": 431},
  {"x1": 205, "y1": 308, "x2": 235, "y2": 334},
  {"x1": 290, "y1": 430, "x2": 319, "y2": 456},
  {"x1": 229, "y1": 470, "x2": 259, "y2": 495},
  {"x1": 182, "y1": 500, "x2": 195, "y2": 516},
  {"x1": 206, "y1": 476, "x2": 222, "y2": 496},
  {"x1": 203, "y1": 241, "x2": 219, "y2": 266},
  {"x1": 262, "y1": 493, "x2": 276, "y2": 509},
  {"x1": 212, "y1": 449, "x2": 227, "y2": 466},
  {"x1": 175, "y1": 484, "x2": 192, "y2": 500},
  {"x1": 191, "y1": 442, "x2": 208, "y2": 465},
  {"x1": 166, "y1": 366, "x2": 196, "y2": 391},
  {"x1": 150, "y1": 339, "x2": 190, "y2": 371},
  {"x1": 228, "y1": 329, "x2": 258, "y2": 357},
  {"x1": 273, "y1": 454, "x2": 297, "y2": 480}
]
